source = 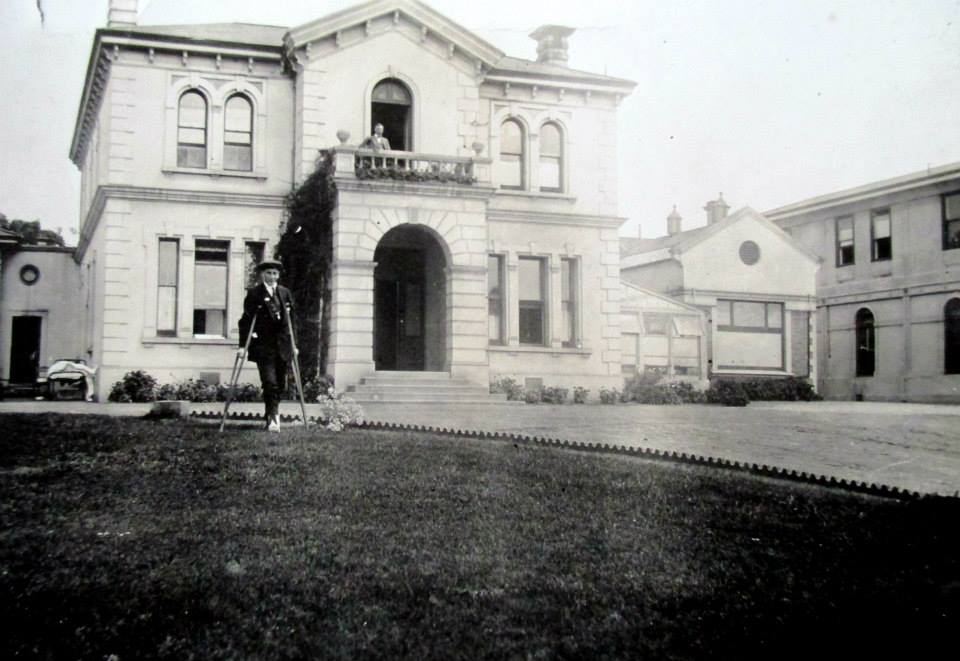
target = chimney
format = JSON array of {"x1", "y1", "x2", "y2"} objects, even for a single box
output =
[
  {"x1": 667, "y1": 206, "x2": 683, "y2": 236},
  {"x1": 636, "y1": 223, "x2": 643, "y2": 239},
  {"x1": 529, "y1": 25, "x2": 576, "y2": 67},
  {"x1": 108, "y1": 0, "x2": 138, "y2": 28},
  {"x1": 704, "y1": 193, "x2": 729, "y2": 225}
]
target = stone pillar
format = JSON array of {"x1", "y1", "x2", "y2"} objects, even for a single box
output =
[{"x1": 327, "y1": 259, "x2": 376, "y2": 389}]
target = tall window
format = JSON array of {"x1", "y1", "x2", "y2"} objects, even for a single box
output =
[
  {"x1": 871, "y1": 209, "x2": 892, "y2": 261},
  {"x1": 539, "y1": 122, "x2": 562, "y2": 192},
  {"x1": 177, "y1": 90, "x2": 207, "y2": 168},
  {"x1": 244, "y1": 241, "x2": 265, "y2": 289},
  {"x1": 499, "y1": 119, "x2": 524, "y2": 190},
  {"x1": 836, "y1": 216, "x2": 854, "y2": 266},
  {"x1": 224, "y1": 94, "x2": 253, "y2": 172},
  {"x1": 193, "y1": 240, "x2": 229, "y2": 337},
  {"x1": 157, "y1": 238, "x2": 179, "y2": 336},
  {"x1": 371, "y1": 78, "x2": 412, "y2": 150},
  {"x1": 560, "y1": 257, "x2": 578, "y2": 346},
  {"x1": 855, "y1": 308, "x2": 876, "y2": 377},
  {"x1": 945, "y1": 298, "x2": 960, "y2": 374},
  {"x1": 944, "y1": 192, "x2": 960, "y2": 250},
  {"x1": 518, "y1": 257, "x2": 545, "y2": 345},
  {"x1": 488, "y1": 255, "x2": 505, "y2": 344}
]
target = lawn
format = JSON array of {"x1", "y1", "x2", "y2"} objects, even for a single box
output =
[{"x1": 0, "y1": 413, "x2": 956, "y2": 660}]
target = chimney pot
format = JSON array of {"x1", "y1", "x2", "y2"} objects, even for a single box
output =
[
  {"x1": 704, "y1": 193, "x2": 730, "y2": 225},
  {"x1": 108, "y1": 0, "x2": 138, "y2": 28},
  {"x1": 529, "y1": 25, "x2": 576, "y2": 67},
  {"x1": 667, "y1": 205, "x2": 683, "y2": 236}
]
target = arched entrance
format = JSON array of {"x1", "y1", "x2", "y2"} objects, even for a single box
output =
[{"x1": 373, "y1": 225, "x2": 448, "y2": 371}]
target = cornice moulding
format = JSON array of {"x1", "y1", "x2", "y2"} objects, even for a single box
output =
[
  {"x1": 488, "y1": 209, "x2": 625, "y2": 229},
  {"x1": 76, "y1": 185, "x2": 286, "y2": 262}
]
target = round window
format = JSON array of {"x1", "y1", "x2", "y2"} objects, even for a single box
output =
[
  {"x1": 739, "y1": 240, "x2": 761, "y2": 265},
  {"x1": 20, "y1": 264, "x2": 40, "y2": 285}
]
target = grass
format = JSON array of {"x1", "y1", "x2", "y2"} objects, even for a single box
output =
[{"x1": 0, "y1": 413, "x2": 956, "y2": 660}]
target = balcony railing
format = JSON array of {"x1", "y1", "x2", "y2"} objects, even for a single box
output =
[{"x1": 329, "y1": 142, "x2": 491, "y2": 186}]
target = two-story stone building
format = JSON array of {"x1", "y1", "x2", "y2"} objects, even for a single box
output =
[
  {"x1": 767, "y1": 162, "x2": 960, "y2": 402},
  {"x1": 69, "y1": 0, "x2": 635, "y2": 400}
]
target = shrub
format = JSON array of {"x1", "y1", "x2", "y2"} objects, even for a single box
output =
[
  {"x1": 705, "y1": 380, "x2": 750, "y2": 407},
  {"x1": 315, "y1": 388, "x2": 364, "y2": 432},
  {"x1": 541, "y1": 387, "x2": 569, "y2": 405},
  {"x1": 108, "y1": 370, "x2": 158, "y2": 403},
  {"x1": 599, "y1": 387, "x2": 620, "y2": 404},
  {"x1": 524, "y1": 387, "x2": 543, "y2": 404},
  {"x1": 573, "y1": 386, "x2": 589, "y2": 404},
  {"x1": 629, "y1": 384, "x2": 683, "y2": 405},
  {"x1": 490, "y1": 376, "x2": 524, "y2": 401},
  {"x1": 738, "y1": 376, "x2": 820, "y2": 401},
  {"x1": 668, "y1": 381, "x2": 706, "y2": 404}
]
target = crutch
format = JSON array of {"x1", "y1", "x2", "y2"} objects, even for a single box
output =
[
  {"x1": 285, "y1": 304, "x2": 310, "y2": 427},
  {"x1": 220, "y1": 312, "x2": 258, "y2": 432}
]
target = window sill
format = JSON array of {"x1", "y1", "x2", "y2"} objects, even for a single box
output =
[
  {"x1": 713, "y1": 368, "x2": 791, "y2": 376},
  {"x1": 489, "y1": 344, "x2": 591, "y2": 356},
  {"x1": 143, "y1": 336, "x2": 235, "y2": 346},
  {"x1": 495, "y1": 189, "x2": 577, "y2": 202},
  {"x1": 162, "y1": 167, "x2": 267, "y2": 181}
]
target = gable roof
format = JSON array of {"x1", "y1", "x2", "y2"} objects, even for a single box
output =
[
  {"x1": 621, "y1": 206, "x2": 821, "y2": 268},
  {"x1": 620, "y1": 281, "x2": 705, "y2": 315},
  {"x1": 285, "y1": 0, "x2": 504, "y2": 68}
]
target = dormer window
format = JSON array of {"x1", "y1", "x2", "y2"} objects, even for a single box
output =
[
  {"x1": 371, "y1": 78, "x2": 411, "y2": 150},
  {"x1": 177, "y1": 90, "x2": 207, "y2": 168}
]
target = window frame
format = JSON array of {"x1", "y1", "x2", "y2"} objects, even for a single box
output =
[
  {"x1": 192, "y1": 239, "x2": 230, "y2": 339},
  {"x1": 560, "y1": 257, "x2": 579, "y2": 347},
  {"x1": 499, "y1": 118, "x2": 526, "y2": 191},
  {"x1": 223, "y1": 93, "x2": 253, "y2": 172},
  {"x1": 176, "y1": 90, "x2": 208, "y2": 169},
  {"x1": 518, "y1": 256, "x2": 547, "y2": 346},
  {"x1": 715, "y1": 299, "x2": 784, "y2": 333},
  {"x1": 487, "y1": 254, "x2": 506, "y2": 345},
  {"x1": 157, "y1": 238, "x2": 180, "y2": 337},
  {"x1": 943, "y1": 191, "x2": 960, "y2": 251},
  {"x1": 835, "y1": 215, "x2": 855, "y2": 267},
  {"x1": 539, "y1": 121, "x2": 564, "y2": 193},
  {"x1": 870, "y1": 208, "x2": 892, "y2": 262}
]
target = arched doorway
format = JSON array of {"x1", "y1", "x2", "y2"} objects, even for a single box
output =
[
  {"x1": 371, "y1": 78, "x2": 411, "y2": 151},
  {"x1": 373, "y1": 225, "x2": 447, "y2": 371}
]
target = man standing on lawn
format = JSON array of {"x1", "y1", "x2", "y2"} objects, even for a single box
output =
[{"x1": 238, "y1": 260, "x2": 298, "y2": 432}]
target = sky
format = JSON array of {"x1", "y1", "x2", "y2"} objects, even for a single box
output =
[{"x1": 1, "y1": 0, "x2": 958, "y2": 244}]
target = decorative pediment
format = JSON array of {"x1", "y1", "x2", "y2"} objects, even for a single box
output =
[{"x1": 284, "y1": 0, "x2": 503, "y2": 69}]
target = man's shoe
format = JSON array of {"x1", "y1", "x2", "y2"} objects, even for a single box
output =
[{"x1": 268, "y1": 415, "x2": 280, "y2": 432}]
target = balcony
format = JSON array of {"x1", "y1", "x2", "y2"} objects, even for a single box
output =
[{"x1": 329, "y1": 143, "x2": 492, "y2": 188}]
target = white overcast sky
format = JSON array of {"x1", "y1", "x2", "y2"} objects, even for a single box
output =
[{"x1": 1, "y1": 0, "x2": 958, "y2": 242}]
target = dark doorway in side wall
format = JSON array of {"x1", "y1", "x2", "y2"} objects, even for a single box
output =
[{"x1": 10, "y1": 315, "x2": 42, "y2": 384}]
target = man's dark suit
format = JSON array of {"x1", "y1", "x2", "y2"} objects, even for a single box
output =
[{"x1": 238, "y1": 283, "x2": 297, "y2": 422}]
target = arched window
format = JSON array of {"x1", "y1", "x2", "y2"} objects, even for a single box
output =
[
  {"x1": 371, "y1": 78, "x2": 411, "y2": 150},
  {"x1": 945, "y1": 298, "x2": 960, "y2": 374},
  {"x1": 499, "y1": 119, "x2": 524, "y2": 190},
  {"x1": 539, "y1": 122, "x2": 563, "y2": 192},
  {"x1": 223, "y1": 94, "x2": 253, "y2": 171},
  {"x1": 855, "y1": 308, "x2": 875, "y2": 377},
  {"x1": 177, "y1": 90, "x2": 207, "y2": 168}
]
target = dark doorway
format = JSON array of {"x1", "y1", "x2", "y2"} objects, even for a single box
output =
[
  {"x1": 10, "y1": 316, "x2": 42, "y2": 384},
  {"x1": 374, "y1": 248, "x2": 424, "y2": 370},
  {"x1": 855, "y1": 308, "x2": 875, "y2": 377},
  {"x1": 371, "y1": 78, "x2": 411, "y2": 150}
]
